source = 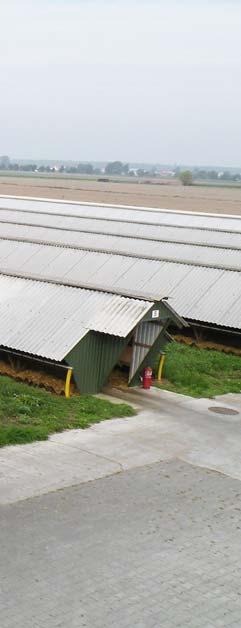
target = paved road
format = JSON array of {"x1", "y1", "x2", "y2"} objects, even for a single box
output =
[
  {"x1": 0, "y1": 387, "x2": 241, "y2": 504},
  {"x1": 1, "y1": 460, "x2": 241, "y2": 628}
]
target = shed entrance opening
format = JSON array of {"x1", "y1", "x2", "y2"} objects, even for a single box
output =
[{"x1": 109, "y1": 320, "x2": 167, "y2": 389}]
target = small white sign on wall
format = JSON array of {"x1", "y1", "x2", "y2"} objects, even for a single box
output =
[{"x1": 152, "y1": 310, "x2": 160, "y2": 319}]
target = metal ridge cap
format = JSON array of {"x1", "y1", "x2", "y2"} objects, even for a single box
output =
[{"x1": 0, "y1": 269, "x2": 158, "y2": 302}]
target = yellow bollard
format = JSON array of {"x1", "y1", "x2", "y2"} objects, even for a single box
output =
[
  {"x1": 65, "y1": 368, "x2": 73, "y2": 399},
  {"x1": 157, "y1": 354, "x2": 165, "y2": 382}
]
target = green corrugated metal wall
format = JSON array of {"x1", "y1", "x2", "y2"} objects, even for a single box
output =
[
  {"x1": 65, "y1": 300, "x2": 181, "y2": 394},
  {"x1": 65, "y1": 331, "x2": 128, "y2": 393}
]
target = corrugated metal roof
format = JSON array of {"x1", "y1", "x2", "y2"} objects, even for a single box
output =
[
  {"x1": 0, "y1": 239, "x2": 240, "y2": 328},
  {"x1": 1, "y1": 196, "x2": 241, "y2": 233},
  {"x1": 1, "y1": 209, "x2": 241, "y2": 249},
  {"x1": 0, "y1": 239, "x2": 163, "y2": 299},
  {"x1": 0, "y1": 223, "x2": 241, "y2": 270},
  {"x1": 0, "y1": 274, "x2": 153, "y2": 360},
  {"x1": 0, "y1": 197, "x2": 241, "y2": 330}
]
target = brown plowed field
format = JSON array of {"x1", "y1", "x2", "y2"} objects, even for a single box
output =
[{"x1": 1, "y1": 175, "x2": 241, "y2": 214}]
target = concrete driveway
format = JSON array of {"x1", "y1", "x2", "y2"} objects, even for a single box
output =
[
  {"x1": 1, "y1": 387, "x2": 241, "y2": 628},
  {"x1": 0, "y1": 386, "x2": 240, "y2": 505}
]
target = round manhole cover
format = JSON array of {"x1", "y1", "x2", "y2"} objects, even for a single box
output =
[{"x1": 209, "y1": 406, "x2": 239, "y2": 416}]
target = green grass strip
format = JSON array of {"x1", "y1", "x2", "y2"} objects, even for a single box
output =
[
  {"x1": 0, "y1": 376, "x2": 135, "y2": 447},
  {"x1": 155, "y1": 342, "x2": 241, "y2": 398}
]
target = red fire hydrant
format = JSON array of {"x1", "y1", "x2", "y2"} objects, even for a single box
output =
[{"x1": 142, "y1": 366, "x2": 152, "y2": 389}]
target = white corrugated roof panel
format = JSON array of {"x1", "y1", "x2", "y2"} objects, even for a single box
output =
[
  {"x1": 0, "y1": 196, "x2": 241, "y2": 330},
  {"x1": 1, "y1": 204, "x2": 241, "y2": 250},
  {"x1": 0, "y1": 275, "x2": 153, "y2": 360},
  {"x1": 0, "y1": 238, "x2": 240, "y2": 328},
  {"x1": 1, "y1": 196, "x2": 241, "y2": 233},
  {"x1": 3, "y1": 221, "x2": 241, "y2": 269},
  {"x1": 0, "y1": 239, "x2": 166, "y2": 299},
  {"x1": 167, "y1": 266, "x2": 225, "y2": 316},
  {"x1": 1, "y1": 223, "x2": 241, "y2": 271},
  {"x1": 157, "y1": 264, "x2": 241, "y2": 329},
  {"x1": 183, "y1": 271, "x2": 241, "y2": 328}
]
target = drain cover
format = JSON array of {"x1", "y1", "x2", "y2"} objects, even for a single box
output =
[{"x1": 209, "y1": 406, "x2": 239, "y2": 416}]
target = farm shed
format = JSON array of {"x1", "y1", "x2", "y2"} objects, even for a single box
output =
[
  {"x1": 0, "y1": 197, "x2": 187, "y2": 392},
  {"x1": 0, "y1": 196, "x2": 240, "y2": 336},
  {"x1": 0, "y1": 276, "x2": 181, "y2": 393}
]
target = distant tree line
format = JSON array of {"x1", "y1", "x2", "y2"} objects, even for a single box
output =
[
  {"x1": 192, "y1": 169, "x2": 241, "y2": 182},
  {"x1": 178, "y1": 168, "x2": 241, "y2": 186},
  {"x1": 0, "y1": 156, "x2": 162, "y2": 178},
  {"x1": 0, "y1": 158, "x2": 103, "y2": 175},
  {"x1": 7, "y1": 163, "x2": 38, "y2": 172},
  {"x1": 1, "y1": 156, "x2": 241, "y2": 183}
]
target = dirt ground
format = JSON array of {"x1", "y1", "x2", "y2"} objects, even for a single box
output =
[{"x1": 1, "y1": 175, "x2": 241, "y2": 214}]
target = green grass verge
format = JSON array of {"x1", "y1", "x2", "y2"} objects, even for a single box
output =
[
  {"x1": 0, "y1": 376, "x2": 135, "y2": 448},
  {"x1": 155, "y1": 342, "x2": 241, "y2": 398}
]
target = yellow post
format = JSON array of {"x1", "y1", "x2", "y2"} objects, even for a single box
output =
[
  {"x1": 65, "y1": 368, "x2": 73, "y2": 399},
  {"x1": 157, "y1": 354, "x2": 165, "y2": 382}
]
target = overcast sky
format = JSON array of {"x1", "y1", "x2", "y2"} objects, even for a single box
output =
[{"x1": 1, "y1": 0, "x2": 241, "y2": 165}]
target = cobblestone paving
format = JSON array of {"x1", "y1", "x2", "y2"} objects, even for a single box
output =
[{"x1": 1, "y1": 460, "x2": 241, "y2": 627}]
